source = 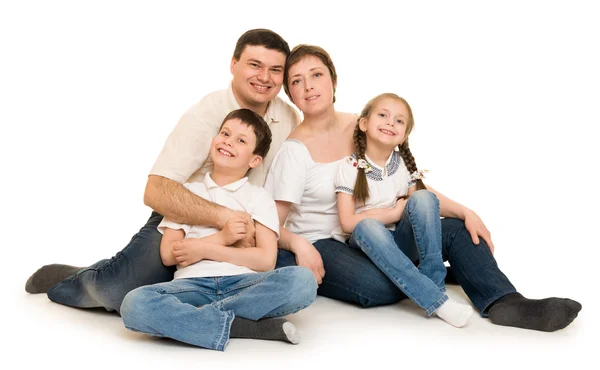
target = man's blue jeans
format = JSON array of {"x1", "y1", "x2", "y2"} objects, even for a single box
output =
[
  {"x1": 120, "y1": 267, "x2": 317, "y2": 351},
  {"x1": 47, "y1": 212, "x2": 173, "y2": 313},
  {"x1": 348, "y1": 191, "x2": 448, "y2": 315},
  {"x1": 277, "y1": 206, "x2": 517, "y2": 317}
]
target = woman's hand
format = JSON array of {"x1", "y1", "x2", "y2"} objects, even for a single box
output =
[
  {"x1": 290, "y1": 234, "x2": 325, "y2": 284},
  {"x1": 463, "y1": 209, "x2": 495, "y2": 254}
]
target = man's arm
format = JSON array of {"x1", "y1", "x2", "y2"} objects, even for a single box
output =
[{"x1": 144, "y1": 175, "x2": 235, "y2": 229}]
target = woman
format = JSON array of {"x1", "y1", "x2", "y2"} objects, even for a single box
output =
[{"x1": 264, "y1": 44, "x2": 581, "y2": 332}]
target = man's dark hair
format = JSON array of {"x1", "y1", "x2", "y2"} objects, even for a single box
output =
[{"x1": 233, "y1": 28, "x2": 290, "y2": 60}]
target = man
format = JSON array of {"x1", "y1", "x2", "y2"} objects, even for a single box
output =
[{"x1": 26, "y1": 28, "x2": 301, "y2": 342}]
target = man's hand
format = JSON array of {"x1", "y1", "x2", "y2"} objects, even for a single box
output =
[
  {"x1": 463, "y1": 209, "x2": 495, "y2": 254},
  {"x1": 290, "y1": 234, "x2": 325, "y2": 284},
  {"x1": 218, "y1": 214, "x2": 250, "y2": 245},
  {"x1": 172, "y1": 238, "x2": 205, "y2": 267}
]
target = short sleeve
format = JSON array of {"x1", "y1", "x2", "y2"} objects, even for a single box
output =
[
  {"x1": 149, "y1": 95, "x2": 223, "y2": 184},
  {"x1": 334, "y1": 156, "x2": 359, "y2": 195},
  {"x1": 264, "y1": 140, "x2": 308, "y2": 205},
  {"x1": 157, "y1": 218, "x2": 192, "y2": 236},
  {"x1": 249, "y1": 188, "x2": 281, "y2": 238}
]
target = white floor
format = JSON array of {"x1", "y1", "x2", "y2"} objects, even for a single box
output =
[{"x1": 10, "y1": 274, "x2": 592, "y2": 370}]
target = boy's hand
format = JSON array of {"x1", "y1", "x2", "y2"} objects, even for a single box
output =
[
  {"x1": 172, "y1": 239, "x2": 205, "y2": 267},
  {"x1": 219, "y1": 214, "x2": 250, "y2": 245},
  {"x1": 233, "y1": 217, "x2": 256, "y2": 248}
]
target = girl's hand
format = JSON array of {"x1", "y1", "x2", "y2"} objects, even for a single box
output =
[
  {"x1": 394, "y1": 197, "x2": 408, "y2": 220},
  {"x1": 290, "y1": 234, "x2": 325, "y2": 284}
]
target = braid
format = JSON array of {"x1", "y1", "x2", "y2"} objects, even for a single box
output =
[
  {"x1": 398, "y1": 140, "x2": 426, "y2": 190},
  {"x1": 353, "y1": 123, "x2": 370, "y2": 204}
]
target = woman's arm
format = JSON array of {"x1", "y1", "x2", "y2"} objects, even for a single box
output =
[
  {"x1": 274, "y1": 200, "x2": 325, "y2": 284},
  {"x1": 422, "y1": 184, "x2": 495, "y2": 253}
]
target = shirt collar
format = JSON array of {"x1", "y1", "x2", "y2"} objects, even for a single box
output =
[
  {"x1": 364, "y1": 151, "x2": 395, "y2": 171},
  {"x1": 204, "y1": 172, "x2": 249, "y2": 191},
  {"x1": 227, "y1": 82, "x2": 279, "y2": 125}
]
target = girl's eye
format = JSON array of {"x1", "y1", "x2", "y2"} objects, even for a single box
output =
[
  {"x1": 396, "y1": 119, "x2": 404, "y2": 124},
  {"x1": 378, "y1": 113, "x2": 386, "y2": 118},
  {"x1": 291, "y1": 79, "x2": 300, "y2": 85},
  {"x1": 221, "y1": 131, "x2": 229, "y2": 136},
  {"x1": 239, "y1": 139, "x2": 246, "y2": 144}
]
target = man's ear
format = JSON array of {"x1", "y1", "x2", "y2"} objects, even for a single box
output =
[
  {"x1": 248, "y1": 155, "x2": 263, "y2": 169},
  {"x1": 230, "y1": 57, "x2": 238, "y2": 74}
]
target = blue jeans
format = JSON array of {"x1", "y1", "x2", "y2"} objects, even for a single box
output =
[
  {"x1": 120, "y1": 267, "x2": 317, "y2": 351},
  {"x1": 348, "y1": 191, "x2": 447, "y2": 315},
  {"x1": 276, "y1": 205, "x2": 517, "y2": 317},
  {"x1": 47, "y1": 212, "x2": 174, "y2": 313}
]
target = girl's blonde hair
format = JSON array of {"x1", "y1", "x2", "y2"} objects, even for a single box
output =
[{"x1": 353, "y1": 93, "x2": 426, "y2": 204}]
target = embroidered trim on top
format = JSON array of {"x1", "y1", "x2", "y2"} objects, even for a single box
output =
[
  {"x1": 351, "y1": 152, "x2": 401, "y2": 181},
  {"x1": 335, "y1": 186, "x2": 354, "y2": 194}
]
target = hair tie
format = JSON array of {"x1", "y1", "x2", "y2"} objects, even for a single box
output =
[
  {"x1": 357, "y1": 159, "x2": 373, "y2": 173},
  {"x1": 410, "y1": 169, "x2": 429, "y2": 181}
]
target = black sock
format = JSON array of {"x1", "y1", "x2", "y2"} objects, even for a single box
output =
[
  {"x1": 444, "y1": 266, "x2": 458, "y2": 285},
  {"x1": 488, "y1": 293, "x2": 582, "y2": 332},
  {"x1": 229, "y1": 317, "x2": 300, "y2": 344},
  {"x1": 25, "y1": 264, "x2": 82, "y2": 294}
]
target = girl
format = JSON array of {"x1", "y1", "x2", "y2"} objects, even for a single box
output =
[{"x1": 333, "y1": 93, "x2": 473, "y2": 327}]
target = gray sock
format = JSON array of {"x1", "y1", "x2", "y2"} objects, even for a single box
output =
[
  {"x1": 25, "y1": 264, "x2": 82, "y2": 294},
  {"x1": 488, "y1": 293, "x2": 582, "y2": 332},
  {"x1": 229, "y1": 317, "x2": 300, "y2": 344}
]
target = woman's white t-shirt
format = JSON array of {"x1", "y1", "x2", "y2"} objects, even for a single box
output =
[{"x1": 264, "y1": 139, "x2": 344, "y2": 243}]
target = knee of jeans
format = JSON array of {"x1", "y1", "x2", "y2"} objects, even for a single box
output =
[
  {"x1": 408, "y1": 189, "x2": 438, "y2": 207},
  {"x1": 355, "y1": 218, "x2": 387, "y2": 237},
  {"x1": 120, "y1": 287, "x2": 152, "y2": 324},
  {"x1": 283, "y1": 266, "x2": 318, "y2": 304}
]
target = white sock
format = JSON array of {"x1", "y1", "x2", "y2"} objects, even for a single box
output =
[{"x1": 434, "y1": 298, "x2": 473, "y2": 328}]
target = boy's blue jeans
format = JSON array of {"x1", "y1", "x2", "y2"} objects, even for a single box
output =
[
  {"x1": 120, "y1": 267, "x2": 317, "y2": 351},
  {"x1": 348, "y1": 190, "x2": 448, "y2": 315}
]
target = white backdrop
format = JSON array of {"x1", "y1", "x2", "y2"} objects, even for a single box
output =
[{"x1": 2, "y1": 0, "x2": 598, "y2": 368}]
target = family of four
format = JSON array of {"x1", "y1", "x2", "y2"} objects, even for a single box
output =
[{"x1": 26, "y1": 28, "x2": 581, "y2": 351}]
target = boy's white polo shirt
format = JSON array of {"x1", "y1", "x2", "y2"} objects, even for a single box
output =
[{"x1": 157, "y1": 173, "x2": 280, "y2": 279}]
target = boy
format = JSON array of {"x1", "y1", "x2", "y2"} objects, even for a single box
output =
[{"x1": 120, "y1": 109, "x2": 316, "y2": 350}]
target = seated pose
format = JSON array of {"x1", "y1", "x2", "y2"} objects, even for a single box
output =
[
  {"x1": 267, "y1": 44, "x2": 581, "y2": 332},
  {"x1": 333, "y1": 92, "x2": 473, "y2": 327},
  {"x1": 120, "y1": 109, "x2": 317, "y2": 351}
]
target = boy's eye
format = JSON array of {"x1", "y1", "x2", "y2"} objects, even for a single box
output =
[
  {"x1": 396, "y1": 119, "x2": 404, "y2": 124},
  {"x1": 314, "y1": 72, "x2": 322, "y2": 77},
  {"x1": 238, "y1": 138, "x2": 246, "y2": 144},
  {"x1": 271, "y1": 68, "x2": 283, "y2": 73},
  {"x1": 221, "y1": 131, "x2": 229, "y2": 136},
  {"x1": 378, "y1": 113, "x2": 386, "y2": 118}
]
